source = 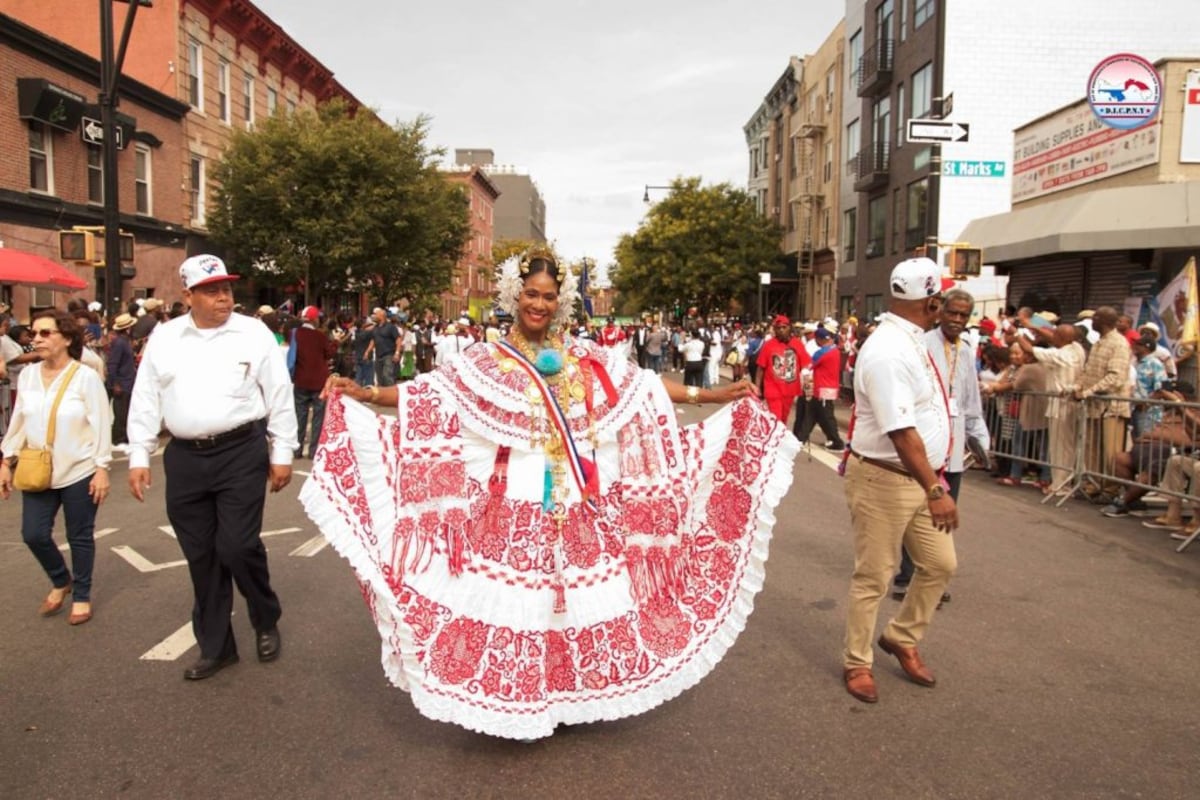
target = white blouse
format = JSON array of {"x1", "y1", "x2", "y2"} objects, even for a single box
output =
[{"x1": 1, "y1": 361, "x2": 113, "y2": 489}]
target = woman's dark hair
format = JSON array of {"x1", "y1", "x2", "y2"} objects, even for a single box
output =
[
  {"x1": 32, "y1": 309, "x2": 83, "y2": 361},
  {"x1": 520, "y1": 252, "x2": 562, "y2": 286}
]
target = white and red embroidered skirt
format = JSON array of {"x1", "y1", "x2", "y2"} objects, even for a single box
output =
[{"x1": 300, "y1": 387, "x2": 797, "y2": 740}]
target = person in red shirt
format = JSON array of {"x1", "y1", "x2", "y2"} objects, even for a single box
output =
[
  {"x1": 599, "y1": 317, "x2": 626, "y2": 347},
  {"x1": 756, "y1": 314, "x2": 811, "y2": 424},
  {"x1": 794, "y1": 327, "x2": 845, "y2": 449}
]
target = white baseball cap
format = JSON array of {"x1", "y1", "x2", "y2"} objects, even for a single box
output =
[
  {"x1": 890, "y1": 257, "x2": 949, "y2": 300},
  {"x1": 179, "y1": 254, "x2": 239, "y2": 291}
]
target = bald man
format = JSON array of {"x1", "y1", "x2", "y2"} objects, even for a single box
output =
[{"x1": 1017, "y1": 322, "x2": 1087, "y2": 494}]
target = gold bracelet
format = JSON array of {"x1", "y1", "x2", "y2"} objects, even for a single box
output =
[
  {"x1": 686, "y1": 386, "x2": 700, "y2": 405},
  {"x1": 368, "y1": 385, "x2": 380, "y2": 403}
]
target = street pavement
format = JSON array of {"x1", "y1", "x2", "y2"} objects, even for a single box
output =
[{"x1": 2, "y1": 392, "x2": 1198, "y2": 799}]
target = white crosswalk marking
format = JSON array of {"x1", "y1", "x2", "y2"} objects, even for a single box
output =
[
  {"x1": 110, "y1": 545, "x2": 187, "y2": 573},
  {"x1": 58, "y1": 527, "x2": 118, "y2": 552},
  {"x1": 289, "y1": 534, "x2": 328, "y2": 557},
  {"x1": 140, "y1": 621, "x2": 196, "y2": 661}
]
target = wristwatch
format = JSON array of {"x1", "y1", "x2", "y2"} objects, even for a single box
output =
[{"x1": 926, "y1": 484, "x2": 946, "y2": 501}]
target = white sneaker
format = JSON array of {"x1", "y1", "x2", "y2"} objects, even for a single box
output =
[{"x1": 112, "y1": 443, "x2": 129, "y2": 454}]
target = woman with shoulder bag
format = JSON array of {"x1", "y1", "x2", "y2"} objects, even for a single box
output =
[{"x1": 0, "y1": 309, "x2": 113, "y2": 626}]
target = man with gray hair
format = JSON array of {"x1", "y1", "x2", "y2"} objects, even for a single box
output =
[{"x1": 892, "y1": 287, "x2": 988, "y2": 602}]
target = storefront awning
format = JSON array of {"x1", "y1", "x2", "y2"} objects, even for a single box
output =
[{"x1": 959, "y1": 181, "x2": 1200, "y2": 264}]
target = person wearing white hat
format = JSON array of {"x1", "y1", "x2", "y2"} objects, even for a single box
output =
[
  {"x1": 106, "y1": 313, "x2": 137, "y2": 448},
  {"x1": 126, "y1": 254, "x2": 299, "y2": 681},
  {"x1": 1138, "y1": 321, "x2": 1178, "y2": 378},
  {"x1": 841, "y1": 257, "x2": 958, "y2": 704}
]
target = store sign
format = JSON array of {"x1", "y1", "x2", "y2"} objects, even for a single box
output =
[
  {"x1": 1012, "y1": 98, "x2": 1159, "y2": 203},
  {"x1": 1181, "y1": 69, "x2": 1200, "y2": 163},
  {"x1": 16, "y1": 78, "x2": 86, "y2": 132}
]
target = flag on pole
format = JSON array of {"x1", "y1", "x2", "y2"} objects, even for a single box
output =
[
  {"x1": 1149, "y1": 256, "x2": 1199, "y2": 361},
  {"x1": 579, "y1": 258, "x2": 594, "y2": 318}
]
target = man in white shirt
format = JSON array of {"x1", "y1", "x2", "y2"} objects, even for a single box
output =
[
  {"x1": 127, "y1": 255, "x2": 298, "y2": 682},
  {"x1": 842, "y1": 257, "x2": 957, "y2": 704},
  {"x1": 1015, "y1": 322, "x2": 1086, "y2": 493}
]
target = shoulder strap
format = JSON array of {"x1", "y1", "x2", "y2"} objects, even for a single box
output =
[{"x1": 45, "y1": 362, "x2": 80, "y2": 447}]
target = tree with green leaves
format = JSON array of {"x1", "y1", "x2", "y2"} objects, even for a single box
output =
[
  {"x1": 612, "y1": 177, "x2": 782, "y2": 317},
  {"x1": 209, "y1": 101, "x2": 470, "y2": 307}
]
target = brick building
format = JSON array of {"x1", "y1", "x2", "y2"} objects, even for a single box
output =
[
  {"x1": 5, "y1": 0, "x2": 361, "y2": 313},
  {"x1": 441, "y1": 165, "x2": 500, "y2": 322},
  {"x1": 453, "y1": 150, "x2": 547, "y2": 245},
  {"x1": 1, "y1": 13, "x2": 188, "y2": 318}
]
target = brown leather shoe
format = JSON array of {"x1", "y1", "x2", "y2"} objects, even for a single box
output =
[
  {"x1": 878, "y1": 635, "x2": 936, "y2": 687},
  {"x1": 843, "y1": 667, "x2": 878, "y2": 703},
  {"x1": 39, "y1": 580, "x2": 72, "y2": 617}
]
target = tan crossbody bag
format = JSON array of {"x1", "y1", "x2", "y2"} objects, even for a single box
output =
[{"x1": 13, "y1": 362, "x2": 80, "y2": 492}]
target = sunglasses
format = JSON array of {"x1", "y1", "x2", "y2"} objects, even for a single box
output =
[{"x1": 32, "y1": 328, "x2": 60, "y2": 338}]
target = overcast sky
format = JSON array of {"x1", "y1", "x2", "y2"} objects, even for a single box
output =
[{"x1": 252, "y1": 0, "x2": 843, "y2": 271}]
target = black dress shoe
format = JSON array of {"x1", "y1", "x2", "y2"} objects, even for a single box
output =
[
  {"x1": 256, "y1": 627, "x2": 281, "y2": 662},
  {"x1": 184, "y1": 652, "x2": 239, "y2": 681}
]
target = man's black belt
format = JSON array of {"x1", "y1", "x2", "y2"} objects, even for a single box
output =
[
  {"x1": 850, "y1": 450, "x2": 912, "y2": 478},
  {"x1": 173, "y1": 419, "x2": 262, "y2": 450}
]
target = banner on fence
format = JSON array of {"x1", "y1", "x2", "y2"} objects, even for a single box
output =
[{"x1": 1148, "y1": 257, "x2": 1199, "y2": 361}]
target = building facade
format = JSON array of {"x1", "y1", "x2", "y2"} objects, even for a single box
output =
[
  {"x1": 441, "y1": 165, "x2": 500, "y2": 322},
  {"x1": 454, "y1": 149, "x2": 547, "y2": 245},
  {"x1": 1, "y1": 13, "x2": 189, "y2": 318},
  {"x1": 6, "y1": 0, "x2": 360, "y2": 312}
]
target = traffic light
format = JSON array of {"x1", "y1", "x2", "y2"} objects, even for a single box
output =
[
  {"x1": 949, "y1": 246, "x2": 983, "y2": 277},
  {"x1": 59, "y1": 230, "x2": 96, "y2": 263},
  {"x1": 119, "y1": 232, "x2": 135, "y2": 262}
]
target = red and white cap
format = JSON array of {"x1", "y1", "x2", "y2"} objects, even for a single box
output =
[
  {"x1": 179, "y1": 254, "x2": 239, "y2": 290},
  {"x1": 300, "y1": 305, "x2": 320, "y2": 322},
  {"x1": 889, "y1": 257, "x2": 946, "y2": 300}
]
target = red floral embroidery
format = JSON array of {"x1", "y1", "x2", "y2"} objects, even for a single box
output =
[
  {"x1": 637, "y1": 596, "x2": 692, "y2": 658},
  {"x1": 430, "y1": 618, "x2": 490, "y2": 685},
  {"x1": 709, "y1": 482, "x2": 752, "y2": 542},
  {"x1": 544, "y1": 631, "x2": 577, "y2": 692},
  {"x1": 562, "y1": 505, "x2": 601, "y2": 568}
]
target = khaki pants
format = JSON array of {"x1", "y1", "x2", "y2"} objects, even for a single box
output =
[
  {"x1": 1083, "y1": 416, "x2": 1128, "y2": 494},
  {"x1": 842, "y1": 458, "x2": 957, "y2": 668},
  {"x1": 1161, "y1": 454, "x2": 1200, "y2": 521},
  {"x1": 1048, "y1": 406, "x2": 1078, "y2": 489}
]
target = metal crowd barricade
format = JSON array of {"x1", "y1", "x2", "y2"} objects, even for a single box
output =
[{"x1": 982, "y1": 388, "x2": 1200, "y2": 554}]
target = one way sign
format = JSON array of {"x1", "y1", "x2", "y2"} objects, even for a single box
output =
[
  {"x1": 907, "y1": 119, "x2": 969, "y2": 144},
  {"x1": 80, "y1": 116, "x2": 124, "y2": 149}
]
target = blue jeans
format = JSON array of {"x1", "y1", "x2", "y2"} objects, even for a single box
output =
[
  {"x1": 22, "y1": 475, "x2": 98, "y2": 602},
  {"x1": 648, "y1": 354, "x2": 663, "y2": 374},
  {"x1": 294, "y1": 388, "x2": 326, "y2": 456},
  {"x1": 354, "y1": 360, "x2": 374, "y2": 387},
  {"x1": 374, "y1": 356, "x2": 397, "y2": 387},
  {"x1": 1009, "y1": 423, "x2": 1050, "y2": 482}
]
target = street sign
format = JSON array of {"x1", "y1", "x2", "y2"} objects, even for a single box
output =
[
  {"x1": 907, "y1": 119, "x2": 969, "y2": 143},
  {"x1": 80, "y1": 116, "x2": 124, "y2": 149},
  {"x1": 943, "y1": 160, "x2": 1007, "y2": 178}
]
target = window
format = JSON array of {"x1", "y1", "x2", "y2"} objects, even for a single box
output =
[
  {"x1": 266, "y1": 87, "x2": 277, "y2": 116},
  {"x1": 190, "y1": 155, "x2": 205, "y2": 225},
  {"x1": 787, "y1": 202, "x2": 796, "y2": 232},
  {"x1": 896, "y1": 83, "x2": 906, "y2": 148},
  {"x1": 844, "y1": 208, "x2": 857, "y2": 261},
  {"x1": 876, "y1": 1, "x2": 895, "y2": 44},
  {"x1": 243, "y1": 73, "x2": 255, "y2": 129},
  {"x1": 825, "y1": 69, "x2": 835, "y2": 104},
  {"x1": 873, "y1": 95, "x2": 892, "y2": 151},
  {"x1": 892, "y1": 187, "x2": 902, "y2": 253},
  {"x1": 906, "y1": 178, "x2": 928, "y2": 249},
  {"x1": 849, "y1": 29, "x2": 862, "y2": 87},
  {"x1": 912, "y1": 62, "x2": 933, "y2": 118},
  {"x1": 87, "y1": 144, "x2": 103, "y2": 204},
  {"x1": 824, "y1": 140, "x2": 833, "y2": 183},
  {"x1": 187, "y1": 38, "x2": 203, "y2": 111},
  {"x1": 286, "y1": 98, "x2": 296, "y2": 116},
  {"x1": 867, "y1": 195, "x2": 886, "y2": 258},
  {"x1": 865, "y1": 294, "x2": 884, "y2": 319},
  {"x1": 900, "y1": 0, "x2": 908, "y2": 40},
  {"x1": 217, "y1": 59, "x2": 230, "y2": 123},
  {"x1": 135, "y1": 145, "x2": 151, "y2": 215},
  {"x1": 846, "y1": 119, "x2": 860, "y2": 174},
  {"x1": 821, "y1": 207, "x2": 831, "y2": 249},
  {"x1": 32, "y1": 287, "x2": 56, "y2": 309},
  {"x1": 914, "y1": 0, "x2": 935, "y2": 28},
  {"x1": 28, "y1": 122, "x2": 53, "y2": 194}
]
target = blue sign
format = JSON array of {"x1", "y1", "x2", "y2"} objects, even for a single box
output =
[{"x1": 942, "y1": 160, "x2": 1007, "y2": 178}]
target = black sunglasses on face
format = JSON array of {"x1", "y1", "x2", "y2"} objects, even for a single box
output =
[{"x1": 33, "y1": 329, "x2": 60, "y2": 338}]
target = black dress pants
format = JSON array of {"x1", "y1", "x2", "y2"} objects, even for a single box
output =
[
  {"x1": 164, "y1": 424, "x2": 280, "y2": 660},
  {"x1": 794, "y1": 397, "x2": 844, "y2": 447}
]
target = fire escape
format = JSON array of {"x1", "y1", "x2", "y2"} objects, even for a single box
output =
[{"x1": 793, "y1": 102, "x2": 826, "y2": 318}]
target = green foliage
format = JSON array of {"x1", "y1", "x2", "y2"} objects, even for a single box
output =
[
  {"x1": 209, "y1": 101, "x2": 470, "y2": 306},
  {"x1": 492, "y1": 238, "x2": 537, "y2": 266},
  {"x1": 612, "y1": 177, "x2": 782, "y2": 316}
]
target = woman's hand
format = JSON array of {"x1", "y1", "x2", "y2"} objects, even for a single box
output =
[
  {"x1": 718, "y1": 379, "x2": 758, "y2": 403},
  {"x1": 0, "y1": 462, "x2": 12, "y2": 500},
  {"x1": 89, "y1": 468, "x2": 110, "y2": 505},
  {"x1": 321, "y1": 375, "x2": 366, "y2": 402}
]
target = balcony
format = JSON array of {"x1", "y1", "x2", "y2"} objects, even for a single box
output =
[
  {"x1": 797, "y1": 105, "x2": 825, "y2": 139},
  {"x1": 853, "y1": 142, "x2": 891, "y2": 192},
  {"x1": 856, "y1": 39, "x2": 894, "y2": 97}
]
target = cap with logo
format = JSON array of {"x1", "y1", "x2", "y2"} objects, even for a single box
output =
[
  {"x1": 180, "y1": 254, "x2": 240, "y2": 291},
  {"x1": 890, "y1": 257, "x2": 946, "y2": 300}
]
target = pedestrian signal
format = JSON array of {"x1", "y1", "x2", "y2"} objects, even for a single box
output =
[
  {"x1": 60, "y1": 230, "x2": 95, "y2": 263},
  {"x1": 949, "y1": 246, "x2": 982, "y2": 277}
]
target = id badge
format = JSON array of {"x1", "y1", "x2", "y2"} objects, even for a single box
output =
[{"x1": 948, "y1": 396, "x2": 960, "y2": 417}]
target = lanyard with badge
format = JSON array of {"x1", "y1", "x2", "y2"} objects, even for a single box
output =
[{"x1": 943, "y1": 338, "x2": 960, "y2": 419}]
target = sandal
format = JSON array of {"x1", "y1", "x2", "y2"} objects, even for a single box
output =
[
  {"x1": 996, "y1": 477, "x2": 1021, "y2": 487},
  {"x1": 68, "y1": 602, "x2": 92, "y2": 626},
  {"x1": 38, "y1": 580, "x2": 72, "y2": 617}
]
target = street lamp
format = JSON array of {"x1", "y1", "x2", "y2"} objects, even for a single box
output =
[{"x1": 643, "y1": 184, "x2": 671, "y2": 204}]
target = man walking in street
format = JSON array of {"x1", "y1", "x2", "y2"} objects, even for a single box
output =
[
  {"x1": 756, "y1": 315, "x2": 810, "y2": 425},
  {"x1": 842, "y1": 257, "x2": 957, "y2": 704},
  {"x1": 793, "y1": 327, "x2": 845, "y2": 451},
  {"x1": 127, "y1": 255, "x2": 298, "y2": 682},
  {"x1": 292, "y1": 305, "x2": 336, "y2": 460},
  {"x1": 370, "y1": 307, "x2": 400, "y2": 388},
  {"x1": 891, "y1": 288, "x2": 988, "y2": 602}
]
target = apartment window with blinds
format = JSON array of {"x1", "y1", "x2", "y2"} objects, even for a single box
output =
[
  {"x1": 849, "y1": 29, "x2": 862, "y2": 87},
  {"x1": 912, "y1": 63, "x2": 933, "y2": 118},
  {"x1": 846, "y1": 119, "x2": 860, "y2": 175},
  {"x1": 915, "y1": 0, "x2": 935, "y2": 28},
  {"x1": 28, "y1": 122, "x2": 53, "y2": 194},
  {"x1": 844, "y1": 208, "x2": 857, "y2": 262},
  {"x1": 190, "y1": 155, "x2": 205, "y2": 225},
  {"x1": 267, "y1": 87, "x2": 277, "y2": 116},
  {"x1": 135, "y1": 145, "x2": 151, "y2": 215},
  {"x1": 187, "y1": 38, "x2": 203, "y2": 110},
  {"x1": 217, "y1": 59, "x2": 230, "y2": 123},
  {"x1": 896, "y1": 83, "x2": 906, "y2": 148},
  {"x1": 867, "y1": 195, "x2": 886, "y2": 258},
  {"x1": 87, "y1": 144, "x2": 103, "y2": 204},
  {"x1": 243, "y1": 73, "x2": 255, "y2": 129}
]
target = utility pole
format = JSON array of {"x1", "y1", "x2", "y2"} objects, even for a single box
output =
[
  {"x1": 924, "y1": 0, "x2": 947, "y2": 263},
  {"x1": 99, "y1": 0, "x2": 146, "y2": 318}
]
